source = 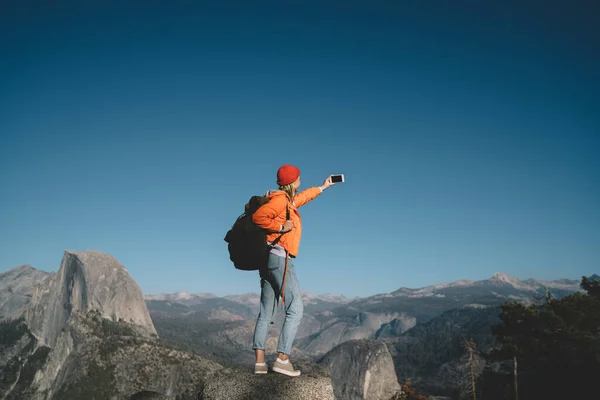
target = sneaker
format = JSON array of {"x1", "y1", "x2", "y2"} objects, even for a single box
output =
[
  {"x1": 254, "y1": 363, "x2": 268, "y2": 374},
  {"x1": 272, "y1": 359, "x2": 301, "y2": 377}
]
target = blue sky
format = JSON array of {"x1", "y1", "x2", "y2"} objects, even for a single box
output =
[{"x1": 1, "y1": 1, "x2": 598, "y2": 298}]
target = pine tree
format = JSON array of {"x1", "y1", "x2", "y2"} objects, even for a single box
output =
[
  {"x1": 459, "y1": 339, "x2": 482, "y2": 400},
  {"x1": 488, "y1": 275, "x2": 600, "y2": 399}
]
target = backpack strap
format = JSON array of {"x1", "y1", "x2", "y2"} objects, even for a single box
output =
[
  {"x1": 269, "y1": 203, "x2": 290, "y2": 247},
  {"x1": 281, "y1": 251, "x2": 289, "y2": 308},
  {"x1": 276, "y1": 204, "x2": 291, "y2": 308}
]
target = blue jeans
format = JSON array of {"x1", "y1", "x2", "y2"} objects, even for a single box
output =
[{"x1": 252, "y1": 252, "x2": 303, "y2": 355}]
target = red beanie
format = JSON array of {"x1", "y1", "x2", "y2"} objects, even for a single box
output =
[{"x1": 277, "y1": 164, "x2": 300, "y2": 186}]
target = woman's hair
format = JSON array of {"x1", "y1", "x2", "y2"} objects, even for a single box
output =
[{"x1": 279, "y1": 183, "x2": 297, "y2": 201}]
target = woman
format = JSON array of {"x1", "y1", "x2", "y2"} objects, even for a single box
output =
[{"x1": 251, "y1": 164, "x2": 336, "y2": 376}]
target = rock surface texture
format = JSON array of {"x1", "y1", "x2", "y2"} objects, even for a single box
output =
[
  {"x1": 25, "y1": 250, "x2": 156, "y2": 347},
  {"x1": 130, "y1": 391, "x2": 173, "y2": 399},
  {"x1": 199, "y1": 369, "x2": 335, "y2": 400},
  {"x1": 320, "y1": 339, "x2": 401, "y2": 400},
  {"x1": 0, "y1": 265, "x2": 51, "y2": 320}
]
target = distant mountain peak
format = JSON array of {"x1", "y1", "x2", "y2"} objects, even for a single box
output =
[
  {"x1": 0, "y1": 264, "x2": 39, "y2": 278},
  {"x1": 25, "y1": 249, "x2": 156, "y2": 346},
  {"x1": 300, "y1": 291, "x2": 355, "y2": 304},
  {"x1": 489, "y1": 272, "x2": 518, "y2": 285},
  {"x1": 1, "y1": 264, "x2": 51, "y2": 320},
  {"x1": 491, "y1": 271, "x2": 511, "y2": 281},
  {"x1": 14, "y1": 264, "x2": 35, "y2": 272},
  {"x1": 389, "y1": 272, "x2": 582, "y2": 298},
  {"x1": 144, "y1": 292, "x2": 217, "y2": 304}
]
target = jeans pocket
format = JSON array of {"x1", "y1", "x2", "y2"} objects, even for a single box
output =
[
  {"x1": 266, "y1": 255, "x2": 279, "y2": 271},
  {"x1": 267, "y1": 253, "x2": 287, "y2": 271}
]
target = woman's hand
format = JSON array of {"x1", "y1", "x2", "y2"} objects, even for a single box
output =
[
  {"x1": 281, "y1": 220, "x2": 294, "y2": 233},
  {"x1": 321, "y1": 175, "x2": 336, "y2": 191}
]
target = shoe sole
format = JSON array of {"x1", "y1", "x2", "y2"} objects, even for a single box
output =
[
  {"x1": 272, "y1": 366, "x2": 301, "y2": 377},
  {"x1": 254, "y1": 371, "x2": 268, "y2": 374}
]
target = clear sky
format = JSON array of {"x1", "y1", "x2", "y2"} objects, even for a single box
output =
[{"x1": 1, "y1": 1, "x2": 598, "y2": 298}]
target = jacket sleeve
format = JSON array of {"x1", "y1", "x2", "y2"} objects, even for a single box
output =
[
  {"x1": 252, "y1": 195, "x2": 287, "y2": 232},
  {"x1": 294, "y1": 187, "x2": 322, "y2": 208}
]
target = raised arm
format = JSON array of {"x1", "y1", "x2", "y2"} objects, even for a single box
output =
[
  {"x1": 295, "y1": 175, "x2": 336, "y2": 207},
  {"x1": 294, "y1": 187, "x2": 322, "y2": 208}
]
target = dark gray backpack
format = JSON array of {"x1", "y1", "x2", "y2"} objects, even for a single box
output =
[{"x1": 224, "y1": 196, "x2": 288, "y2": 271}]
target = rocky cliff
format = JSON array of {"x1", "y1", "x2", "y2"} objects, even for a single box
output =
[
  {"x1": 319, "y1": 339, "x2": 401, "y2": 400},
  {"x1": 25, "y1": 250, "x2": 156, "y2": 347},
  {"x1": 0, "y1": 250, "x2": 181, "y2": 399}
]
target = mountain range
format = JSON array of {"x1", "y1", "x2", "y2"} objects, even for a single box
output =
[
  {"x1": 143, "y1": 270, "x2": 584, "y2": 396},
  {"x1": 0, "y1": 253, "x2": 588, "y2": 399}
]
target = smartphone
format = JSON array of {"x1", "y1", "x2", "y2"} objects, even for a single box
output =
[{"x1": 330, "y1": 174, "x2": 344, "y2": 183}]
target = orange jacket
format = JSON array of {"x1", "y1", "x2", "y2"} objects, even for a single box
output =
[{"x1": 252, "y1": 187, "x2": 322, "y2": 257}]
